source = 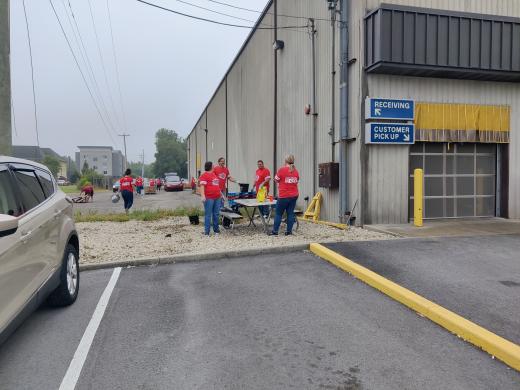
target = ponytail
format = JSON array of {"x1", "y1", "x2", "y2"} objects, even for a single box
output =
[{"x1": 285, "y1": 154, "x2": 296, "y2": 172}]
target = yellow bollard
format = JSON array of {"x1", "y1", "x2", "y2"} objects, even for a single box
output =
[{"x1": 414, "y1": 168, "x2": 424, "y2": 227}]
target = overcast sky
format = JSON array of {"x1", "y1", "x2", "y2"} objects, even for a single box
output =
[{"x1": 10, "y1": 0, "x2": 269, "y2": 163}]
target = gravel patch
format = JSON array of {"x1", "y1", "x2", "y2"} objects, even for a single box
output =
[{"x1": 77, "y1": 217, "x2": 394, "y2": 265}]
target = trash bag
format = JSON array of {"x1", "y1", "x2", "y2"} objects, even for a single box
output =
[
  {"x1": 256, "y1": 186, "x2": 267, "y2": 202},
  {"x1": 111, "y1": 194, "x2": 120, "y2": 203}
]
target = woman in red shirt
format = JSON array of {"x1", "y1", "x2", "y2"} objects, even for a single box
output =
[
  {"x1": 199, "y1": 161, "x2": 222, "y2": 235},
  {"x1": 119, "y1": 168, "x2": 134, "y2": 214},
  {"x1": 270, "y1": 154, "x2": 299, "y2": 236}
]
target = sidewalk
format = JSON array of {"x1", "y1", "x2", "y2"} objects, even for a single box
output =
[{"x1": 366, "y1": 218, "x2": 520, "y2": 238}]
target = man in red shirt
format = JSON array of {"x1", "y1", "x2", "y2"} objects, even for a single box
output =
[
  {"x1": 199, "y1": 161, "x2": 222, "y2": 235},
  {"x1": 270, "y1": 154, "x2": 299, "y2": 236},
  {"x1": 254, "y1": 160, "x2": 271, "y2": 217},
  {"x1": 213, "y1": 157, "x2": 236, "y2": 194},
  {"x1": 119, "y1": 168, "x2": 135, "y2": 214}
]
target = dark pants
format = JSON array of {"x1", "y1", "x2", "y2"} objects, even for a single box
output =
[
  {"x1": 121, "y1": 190, "x2": 134, "y2": 210},
  {"x1": 259, "y1": 205, "x2": 270, "y2": 217},
  {"x1": 273, "y1": 196, "x2": 298, "y2": 234}
]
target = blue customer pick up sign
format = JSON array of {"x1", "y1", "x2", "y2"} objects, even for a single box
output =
[
  {"x1": 365, "y1": 97, "x2": 415, "y2": 120},
  {"x1": 365, "y1": 123, "x2": 415, "y2": 144}
]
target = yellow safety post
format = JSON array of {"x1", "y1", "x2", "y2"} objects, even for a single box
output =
[{"x1": 414, "y1": 168, "x2": 423, "y2": 227}]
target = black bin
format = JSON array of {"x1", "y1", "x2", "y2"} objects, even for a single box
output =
[{"x1": 239, "y1": 183, "x2": 249, "y2": 193}]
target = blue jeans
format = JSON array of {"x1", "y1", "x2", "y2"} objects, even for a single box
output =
[
  {"x1": 259, "y1": 205, "x2": 270, "y2": 217},
  {"x1": 121, "y1": 190, "x2": 133, "y2": 210},
  {"x1": 273, "y1": 197, "x2": 298, "y2": 234},
  {"x1": 203, "y1": 198, "x2": 221, "y2": 235}
]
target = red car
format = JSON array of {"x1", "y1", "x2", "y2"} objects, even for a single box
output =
[{"x1": 164, "y1": 174, "x2": 184, "y2": 192}]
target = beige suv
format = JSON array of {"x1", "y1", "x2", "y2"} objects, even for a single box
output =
[{"x1": 0, "y1": 156, "x2": 80, "y2": 344}]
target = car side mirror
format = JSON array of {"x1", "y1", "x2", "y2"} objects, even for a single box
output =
[{"x1": 0, "y1": 214, "x2": 19, "y2": 238}]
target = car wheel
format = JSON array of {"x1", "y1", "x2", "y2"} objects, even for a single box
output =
[{"x1": 48, "y1": 244, "x2": 80, "y2": 307}]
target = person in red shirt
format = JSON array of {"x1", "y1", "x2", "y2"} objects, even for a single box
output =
[
  {"x1": 253, "y1": 160, "x2": 271, "y2": 217},
  {"x1": 136, "y1": 176, "x2": 144, "y2": 196},
  {"x1": 191, "y1": 177, "x2": 196, "y2": 193},
  {"x1": 119, "y1": 168, "x2": 135, "y2": 214},
  {"x1": 199, "y1": 161, "x2": 222, "y2": 235},
  {"x1": 213, "y1": 157, "x2": 236, "y2": 194},
  {"x1": 81, "y1": 183, "x2": 94, "y2": 202},
  {"x1": 270, "y1": 154, "x2": 299, "y2": 236}
]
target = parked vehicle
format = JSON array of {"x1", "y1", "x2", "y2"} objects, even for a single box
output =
[
  {"x1": 164, "y1": 174, "x2": 184, "y2": 192},
  {"x1": 57, "y1": 177, "x2": 70, "y2": 186},
  {"x1": 0, "y1": 156, "x2": 80, "y2": 345}
]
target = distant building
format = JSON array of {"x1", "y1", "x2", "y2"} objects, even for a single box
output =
[
  {"x1": 12, "y1": 145, "x2": 69, "y2": 178},
  {"x1": 76, "y1": 146, "x2": 124, "y2": 178}
]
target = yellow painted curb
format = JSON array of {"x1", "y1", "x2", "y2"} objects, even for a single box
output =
[{"x1": 310, "y1": 243, "x2": 520, "y2": 372}]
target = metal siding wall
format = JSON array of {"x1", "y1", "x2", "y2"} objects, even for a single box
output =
[
  {"x1": 366, "y1": 74, "x2": 520, "y2": 221},
  {"x1": 366, "y1": 0, "x2": 519, "y2": 16},
  {"x1": 277, "y1": 0, "x2": 340, "y2": 220},
  {"x1": 206, "y1": 84, "x2": 227, "y2": 164},
  {"x1": 226, "y1": 10, "x2": 274, "y2": 187},
  {"x1": 348, "y1": 0, "x2": 520, "y2": 224}
]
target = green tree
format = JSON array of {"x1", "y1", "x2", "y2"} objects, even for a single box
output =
[
  {"x1": 153, "y1": 128, "x2": 187, "y2": 177},
  {"x1": 42, "y1": 155, "x2": 61, "y2": 178},
  {"x1": 128, "y1": 161, "x2": 155, "y2": 178},
  {"x1": 82, "y1": 161, "x2": 90, "y2": 175}
]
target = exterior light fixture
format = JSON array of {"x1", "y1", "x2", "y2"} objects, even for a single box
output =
[{"x1": 273, "y1": 40, "x2": 285, "y2": 51}]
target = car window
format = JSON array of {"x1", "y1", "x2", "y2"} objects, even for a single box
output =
[
  {"x1": 36, "y1": 169, "x2": 55, "y2": 198},
  {"x1": 13, "y1": 170, "x2": 46, "y2": 212},
  {"x1": 166, "y1": 176, "x2": 180, "y2": 182},
  {"x1": 0, "y1": 166, "x2": 23, "y2": 216}
]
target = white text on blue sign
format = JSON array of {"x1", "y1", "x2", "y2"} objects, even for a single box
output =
[
  {"x1": 365, "y1": 123, "x2": 415, "y2": 144},
  {"x1": 365, "y1": 98, "x2": 415, "y2": 120}
]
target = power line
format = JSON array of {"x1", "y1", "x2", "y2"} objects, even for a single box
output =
[
  {"x1": 48, "y1": 0, "x2": 117, "y2": 146},
  {"x1": 171, "y1": 0, "x2": 257, "y2": 24},
  {"x1": 22, "y1": 0, "x2": 40, "y2": 148},
  {"x1": 87, "y1": 0, "x2": 124, "y2": 131},
  {"x1": 136, "y1": 0, "x2": 308, "y2": 29},
  {"x1": 63, "y1": 0, "x2": 120, "y2": 139},
  {"x1": 106, "y1": 0, "x2": 129, "y2": 134},
  {"x1": 205, "y1": 0, "x2": 334, "y2": 23}
]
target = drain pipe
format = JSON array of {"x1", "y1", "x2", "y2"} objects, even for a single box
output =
[
  {"x1": 330, "y1": 1, "x2": 337, "y2": 162},
  {"x1": 339, "y1": 0, "x2": 349, "y2": 221},
  {"x1": 310, "y1": 18, "x2": 318, "y2": 195}
]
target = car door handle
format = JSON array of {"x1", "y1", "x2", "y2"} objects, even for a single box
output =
[
  {"x1": 20, "y1": 230, "x2": 32, "y2": 242},
  {"x1": 53, "y1": 210, "x2": 61, "y2": 219}
]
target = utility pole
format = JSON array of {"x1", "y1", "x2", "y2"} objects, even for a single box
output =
[
  {"x1": 139, "y1": 149, "x2": 144, "y2": 178},
  {"x1": 118, "y1": 133, "x2": 129, "y2": 171},
  {"x1": 0, "y1": 0, "x2": 11, "y2": 155}
]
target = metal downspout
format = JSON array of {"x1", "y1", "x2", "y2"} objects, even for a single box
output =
[
  {"x1": 339, "y1": 0, "x2": 349, "y2": 221},
  {"x1": 310, "y1": 18, "x2": 318, "y2": 196},
  {"x1": 273, "y1": 0, "x2": 278, "y2": 196},
  {"x1": 330, "y1": 2, "x2": 337, "y2": 162}
]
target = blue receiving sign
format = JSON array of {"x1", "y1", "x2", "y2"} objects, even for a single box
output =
[
  {"x1": 365, "y1": 123, "x2": 415, "y2": 144},
  {"x1": 365, "y1": 97, "x2": 415, "y2": 120}
]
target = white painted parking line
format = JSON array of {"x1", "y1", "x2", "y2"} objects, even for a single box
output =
[{"x1": 59, "y1": 267, "x2": 122, "y2": 390}]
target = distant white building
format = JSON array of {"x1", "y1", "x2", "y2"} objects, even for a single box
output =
[{"x1": 75, "y1": 146, "x2": 124, "y2": 178}]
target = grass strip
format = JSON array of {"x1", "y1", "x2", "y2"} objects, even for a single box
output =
[{"x1": 75, "y1": 207, "x2": 203, "y2": 223}]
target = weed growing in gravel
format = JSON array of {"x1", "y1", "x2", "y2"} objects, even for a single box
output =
[{"x1": 75, "y1": 207, "x2": 203, "y2": 223}]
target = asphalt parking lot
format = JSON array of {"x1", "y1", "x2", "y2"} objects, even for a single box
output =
[
  {"x1": 325, "y1": 234, "x2": 520, "y2": 345},
  {"x1": 0, "y1": 251, "x2": 518, "y2": 390},
  {"x1": 73, "y1": 189, "x2": 200, "y2": 214}
]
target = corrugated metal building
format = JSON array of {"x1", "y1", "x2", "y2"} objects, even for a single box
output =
[{"x1": 187, "y1": 0, "x2": 520, "y2": 225}]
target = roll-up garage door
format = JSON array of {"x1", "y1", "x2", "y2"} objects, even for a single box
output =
[{"x1": 409, "y1": 143, "x2": 496, "y2": 219}]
